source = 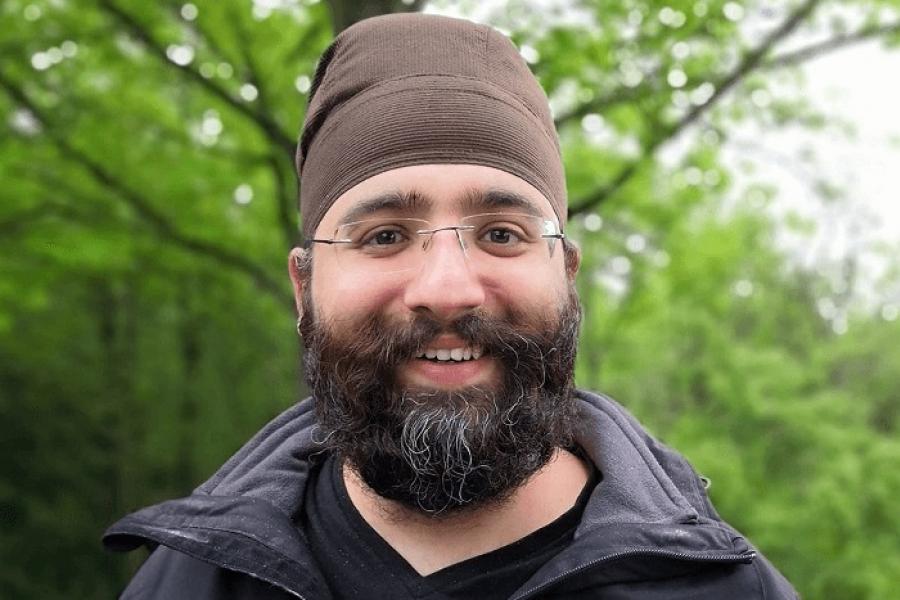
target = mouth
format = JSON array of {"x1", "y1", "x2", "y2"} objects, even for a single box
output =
[
  {"x1": 414, "y1": 345, "x2": 484, "y2": 363},
  {"x1": 403, "y1": 342, "x2": 494, "y2": 388}
]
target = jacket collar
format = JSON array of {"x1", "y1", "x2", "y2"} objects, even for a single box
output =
[{"x1": 104, "y1": 391, "x2": 753, "y2": 598}]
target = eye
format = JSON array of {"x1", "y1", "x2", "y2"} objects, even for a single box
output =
[
  {"x1": 483, "y1": 227, "x2": 519, "y2": 245},
  {"x1": 465, "y1": 214, "x2": 542, "y2": 257},
  {"x1": 355, "y1": 225, "x2": 413, "y2": 254},
  {"x1": 369, "y1": 229, "x2": 403, "y2": 245}
]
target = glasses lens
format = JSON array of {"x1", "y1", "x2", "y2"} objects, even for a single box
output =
[
  {"x1": 333, "y1": 218, "x2": 428, "y2": 273},
  {"x1": 461, "y1": 213, "x2": 549, "y2": 258}
]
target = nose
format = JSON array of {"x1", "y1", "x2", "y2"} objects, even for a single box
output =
[{"x1": 402, "y1": 228, "x2": 486, "y2": 321}]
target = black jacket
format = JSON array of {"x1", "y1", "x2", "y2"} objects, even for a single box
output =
[{"x1": 104, "y1": 391, "x2": 798, "y2": 599}]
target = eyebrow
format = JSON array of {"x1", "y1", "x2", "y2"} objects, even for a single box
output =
[
  {"x1": 338, "y1": 187, "x2": 547, "y2": 226},
  {"x1": 338, "y1": 189, "x2": 429, "y2": 225},
  {"x1": 460, "y1": 188, "x2": 544, "y2": 218}
]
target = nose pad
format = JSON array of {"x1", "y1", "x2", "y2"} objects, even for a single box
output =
[
  {"x1": 420, "y1": 226, "x2": 469, "y2": 259},
  {"x1": 454, "y1": 228, "x2": 468, "y2": 255}
]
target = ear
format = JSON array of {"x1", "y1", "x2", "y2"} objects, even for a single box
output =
[
  {"x1": 564, "y1": 239, "x2": 581, "y2": 282},
  {"x1": 287, "y1": 247, "x2": 307, "y2": 318}
]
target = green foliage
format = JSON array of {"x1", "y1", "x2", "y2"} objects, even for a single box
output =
[{"x1": 1, "y1": 0, "x2": 899, "y2": 598}]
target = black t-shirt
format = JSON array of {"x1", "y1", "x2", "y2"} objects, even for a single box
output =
[{"x1": 301, "y1": 453, "x2": 596, "y2": 600}]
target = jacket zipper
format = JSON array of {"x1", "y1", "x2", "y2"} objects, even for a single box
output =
[{"x1": 511, "y1": 549, "x2": 756, "y2": 600}]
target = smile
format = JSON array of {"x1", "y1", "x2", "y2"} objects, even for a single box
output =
[{"x1": 414, "y1": 345, "x2": 483, "y2": 362}]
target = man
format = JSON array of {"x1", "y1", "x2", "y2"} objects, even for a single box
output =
[{"x1": 104, "y1": 13, "x2": 797, "y2": 599}]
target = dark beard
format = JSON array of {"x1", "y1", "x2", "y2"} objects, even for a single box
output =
[{"x1": 300, "y1": 289, "x2": 581, "y2": 515}]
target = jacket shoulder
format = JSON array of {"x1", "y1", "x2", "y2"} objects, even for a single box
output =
[
  {"x1": 753, "y1": 553, "x2": 800, "y2": 599},
  {"x1": 574, "y1": 390, "x2": 720, "y2": 519},
  {"x1": 544, "y1": 559, "x2": 798, "y2": 599},
  {"x1": 571, "y1": 390, "x2": 799, "y2": 599},
  {"x1": 120, "y1": 546, "x2": 298, "y2": 599},
  {"x1": 196, "y1": 398, "x2": 317, "y2": 497}
]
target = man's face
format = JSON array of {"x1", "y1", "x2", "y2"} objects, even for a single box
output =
[{"x1": 291, "y1": 164, "x2": 582, "y2": 514}]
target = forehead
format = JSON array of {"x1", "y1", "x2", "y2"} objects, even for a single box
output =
[{"x1": 314, "y1": 164, "x2": 559, "y2": 236}]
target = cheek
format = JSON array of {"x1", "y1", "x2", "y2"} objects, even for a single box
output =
[
  {"x1": 480, "y1": 262, "x2": 569, "y2": 311},
  {"x1": 311, "y1": 268, "x2": 401, "y2": 324}
]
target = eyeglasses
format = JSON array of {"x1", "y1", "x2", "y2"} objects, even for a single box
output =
[{"x1": 304, "y1": 212, "x2": 565, "y2": 274}]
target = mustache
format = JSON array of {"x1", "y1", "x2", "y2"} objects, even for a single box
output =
[{"x1": 306, "y1": 306, "x2": 575, "y2": 386}]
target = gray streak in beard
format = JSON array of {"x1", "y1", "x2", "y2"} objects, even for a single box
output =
[{"x1": 399, "y1": 392, "x2": 496, "y2": 513}]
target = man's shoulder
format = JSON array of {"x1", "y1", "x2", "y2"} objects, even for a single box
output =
[
  {"x1": 195, "y1": 398, "x2": 319, "y2": 498},
  {"x1": 573, "y1": 389, "x2": 720, "y2": 516},
  {"x1": 114, "y1": 543, "x2": 302, "y2": 599},
  {"x1": 567, "y1": 389, "x2": 797, "y2": 599},
  {"x1": 102, "y1": 398, "x2": 334, "y2": 599}
]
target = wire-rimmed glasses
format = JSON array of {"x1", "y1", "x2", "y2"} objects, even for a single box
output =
[{"x1": 304, "y1": 212, "x2": 565, "y2": 274}]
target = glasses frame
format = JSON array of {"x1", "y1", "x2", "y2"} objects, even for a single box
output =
[
  {"x1": 303, "y1": 213, "x2": 566, "y2": 251},
  {"x1": 303, "y1": 213, "x2": 565, "y2": 262}
]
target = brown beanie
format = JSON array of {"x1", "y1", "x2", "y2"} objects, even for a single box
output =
[{"x1": 296, "y1": 13, "x2": 566, "y2": 238}]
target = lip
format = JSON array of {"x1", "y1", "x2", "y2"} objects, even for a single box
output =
[
  {"x1": 421, "y1": 334, "x2": 472, "y2": 351},
  {"x1": 401, "y1": 354, "x2": 496, "y2": 389}
]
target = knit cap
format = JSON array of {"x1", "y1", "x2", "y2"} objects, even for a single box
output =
[{"x1": 296, "y1": 13, "x2": 566, "y2": 238}]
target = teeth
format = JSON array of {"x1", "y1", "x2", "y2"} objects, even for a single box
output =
[{"x1": 416, "y1": 345, "x2": 484, "y2": 362}]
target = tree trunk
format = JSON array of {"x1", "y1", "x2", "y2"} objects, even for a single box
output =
[
  {"x1": 96, "y1": 278, "x2": 141, "y2": 581},
  {"x1": 173, "y1": 280, "x2": 201, "y2": 495},
  {"x1": 324, "y1": 0, "x2": 425, "y2": 33}
]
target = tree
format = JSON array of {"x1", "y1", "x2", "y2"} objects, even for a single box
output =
[{"x1": 1, "y1": 0, "x2": 898, "y2": 597}]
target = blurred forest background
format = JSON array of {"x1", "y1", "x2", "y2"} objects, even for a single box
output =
[{"x1": 2, "y1": 0, "x2": 899, "y2": 598}]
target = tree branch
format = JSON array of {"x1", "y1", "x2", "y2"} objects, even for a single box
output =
[
  {"x1": 168, "y1": 2, "x2": 240, "y2": 70},
  {"x1": 767, "y1": 20, "x2": 900, "y2": 68},
  {"x1": 270, "y1": 154, "x2": 300, "y2": 249},
  {"x1": 97, "y1": 0, "x2": 296, "y2": 157},
  {"x1": 0, "y1": 202, "x2": 84, "y2": 237},
  {"x1": 554, "y1": 78, "x2": 661, "y2": 129},
  {"x1": 569, "y1": 0, "x2": 823, "y2": 218},
  {"x1": 230, "y1": 9, "x2": 300, "y2": 250},
  {"x1": 557, "y1": 18, "x2": 900, "y2": 132},
  {"x1": 673, "y1": 0, "x2": 822, "y2": 139},
  {"x1": 0, "y1": 70, "x2": 292, "y2": 308},
  {"x1": 568, "y1": 161, "x2": 644, "y2": 219},
  {"x1": 325, "y1": 0, "x2": 425, "y2": 33},
  {"x1": 288, "y1": 16, "x2": 328, "y2": 60}
]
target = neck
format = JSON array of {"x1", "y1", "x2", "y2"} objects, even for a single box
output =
[{"x1": 343, "y1": 447, "x2": 591, "y2": 576}]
